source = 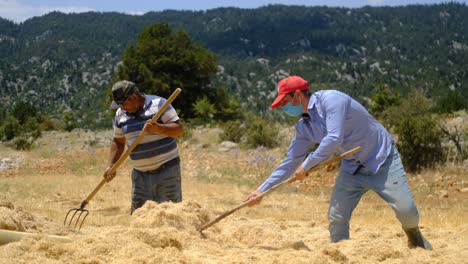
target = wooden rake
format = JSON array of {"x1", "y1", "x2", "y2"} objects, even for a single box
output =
[
  {"x1": 197, "y1": 146, "x2": 362, "y2": 234},
  {"x1": 64, "y1": 88, "x2": 182, "y2": 230}
]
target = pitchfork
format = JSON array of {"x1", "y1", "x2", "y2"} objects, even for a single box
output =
[
  {"x1": 64, "y1": 88, "x2": 182, "y2": 230},
  {"x1": 197, "y1": 146, "x2": 362, "y2": 235}
]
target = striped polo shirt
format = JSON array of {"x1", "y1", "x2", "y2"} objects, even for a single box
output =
[{"x1": 113, "y1": 94, "x2": 180, "y2": 172}]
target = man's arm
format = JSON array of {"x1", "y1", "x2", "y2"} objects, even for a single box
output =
[
  {"x1": 245, "y1": 122, "x2": 313, "y2": 206},
  {"x1": 103, "y1": 137, "x2": 126, "y2": 182},
  {"x1": 144, "y1": 120, "x2": 184, "y2": 138},
  {"x1": 301, "y1": 93, "x2": 349, "y2": 171}
]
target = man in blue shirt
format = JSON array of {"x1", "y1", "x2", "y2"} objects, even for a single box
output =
[{"x1": 245, "y1": 76, "x2": 432, "y2": 250}]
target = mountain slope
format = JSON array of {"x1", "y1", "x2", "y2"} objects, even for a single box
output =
[{"x1": 0, "y1": 3, "x2": 466, "y2": 127}]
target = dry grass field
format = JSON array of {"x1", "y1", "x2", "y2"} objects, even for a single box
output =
[{"x1": 0, "y1": 128, "x2": 466, "y2": 263}]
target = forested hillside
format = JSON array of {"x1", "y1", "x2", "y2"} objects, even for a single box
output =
[{"x1": 0, "y1": 3, "x2": 466, "y2": 127}]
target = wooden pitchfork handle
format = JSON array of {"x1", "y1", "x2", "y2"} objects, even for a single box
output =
[
  {"x1": 197, "y1": 146, "x2": 362, "y2": 232},
  {"x1": 78, "y1": 88, "x2": 182, "y2": 209}
]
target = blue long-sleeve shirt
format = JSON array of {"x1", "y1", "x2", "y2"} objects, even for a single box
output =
[{"x1": 258, "y1": 90, "x2": 394, "y2": 192}]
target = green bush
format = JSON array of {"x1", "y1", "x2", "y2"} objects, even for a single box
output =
[
  {"x1": 39, "y1": 116, "x2": 61, "y2": 131},
  {"x1": 0, "y1": 108, "x2": 45, "y2": 149},
  {"x1": 13, "y1": 136, "x2": 32, "y2": 150},
  {"x1": 192, "y1": 96, "x2": 217, "y2": 124},
  {"x1": 12, "y1": 101, "x2": 37, "y2": 125},
  {"x1": 210, "y1": 87, "x2": 243, "y2": 121},
  {"x1": 245, "y1": 116, "x2": 278, "y2": 148},
  {"x1": 385, "y1": 90, "x2": 444, "y2": 172},
  {"x1": 0, "y1": 105, "x2": 6, "y2": 125},
  {"x1": 1, "y1": 115, "x2": 21, "y2": 141},
  {"x1": 395, "y1": 116, "x2": 444, "y2": 172},
  {"x1": 369, "y1": 85, "x2": 401, "y2": 122},
  {"x1": 62, "y1": 111, "x2": 77, "y2": 132},
  {"x1": 23, "y1": 117, "x2": 42, "y2": 139},
  {"x1": 192, "y1": 87, "x2": 243, "y2": 125},
  {"x1": 435, "y1": 90, "x2": 467, "y2": 113},
  {"x1": 220, "y1": 120, "x2": 245, "y2": 143}
]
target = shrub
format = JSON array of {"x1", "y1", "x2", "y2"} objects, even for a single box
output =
[
  {"x1": 245, "y1": 116, "x2": 279, "y2": 148},
  {"x1": 13, "y1": 136, "x2": 32, "y2": 150},
  {"x1": 1, "y1": 115, "x2": 21, "y2": 141},
  {"x1": 385, "y1": 90, "x2": 445, "y2": 172},
  {"x1": 394, "y1": 116, "x2": 444, "y2": 172},
  {"x1": 12, "y1": 101, "x2": 37, "y2": 125},
  {"x1": 62, "y1": 111, "x2": 77, "y2": 132},
  {"x1": 435, "y1": 90, "x2": 467, "y2": 113},
  {"x1": 220, "y1": 120, "x2": 245, "y2": 143},
  {"x1": 192, "y1": 96, "x2": 216, "y2": 124},
  {"x1": 369, "y1": 85, "x2": 401, "y2": 122},
  {"x1": 39, "y1": 116, "x2": 61, "y2": 131},
  {"x1": 210, "y1": 87, "x2": 243, "y2": 121},
  {"x1": 23, "y1": 117, "x2": 42, "y2": 139}
]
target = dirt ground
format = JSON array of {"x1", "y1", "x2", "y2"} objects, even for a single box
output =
[{"x1": 0, "y1": 129, "x2": 467, "y2": 263}]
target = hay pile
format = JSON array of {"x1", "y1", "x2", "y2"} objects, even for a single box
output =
[
  {"x1": 0, "y1": 196, "x2": 69, "y2": 235},
  {"x1": 0, "y1": 198, "x2": 467, "y2": 264}
]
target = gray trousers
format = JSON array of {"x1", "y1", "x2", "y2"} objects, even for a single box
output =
[
  {"x1": 130, "y1": 158, "x2": 182, "y2": 214},
  {"x1": 328, "y1": 145, "x2": 419, "y2": 242}
]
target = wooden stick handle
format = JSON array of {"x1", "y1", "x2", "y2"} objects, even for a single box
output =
[
  {"x1": 81, "y1": 88, "x2": 182, "y2": 208},
  {"x1": 198, "y1": 146, "x2": 362, "y2": 231}
]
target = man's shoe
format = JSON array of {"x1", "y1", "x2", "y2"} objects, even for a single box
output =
[{"x1": 403, "y1": 227, "x2": 433, "y2": 250}]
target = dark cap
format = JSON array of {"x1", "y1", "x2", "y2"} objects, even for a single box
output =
[{"x1": 110, "y1": 80, "x2": 139, "y2": 109}]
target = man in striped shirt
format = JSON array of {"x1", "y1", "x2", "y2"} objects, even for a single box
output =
[
  {"x1": 103, "y1": 80, "x2": 184, "y2": 214},
  {"x1": 245, "y1": 76, "x2": 432, "y2": 250}
]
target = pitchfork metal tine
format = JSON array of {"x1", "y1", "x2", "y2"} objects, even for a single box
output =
[
  {"x1": 75, "y1": 209, "x2": 89, "y2": 229},
  {"x1": 64, "y1": 207, "x2": 89, "y2": 230}
]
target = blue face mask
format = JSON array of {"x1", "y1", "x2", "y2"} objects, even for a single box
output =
[{"x1": 282, "y1": 102, "x2": 303, "y2": 117}]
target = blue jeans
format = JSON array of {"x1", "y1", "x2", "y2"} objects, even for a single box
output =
[
  {"x1": 328, "y1": 145, "x2": 419, "y2": 242},
  {"x1": 130, "y1": 158, "x2": 182, "y2": 214}
]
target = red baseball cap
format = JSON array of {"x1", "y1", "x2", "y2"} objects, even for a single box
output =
[{"x1": 271, "y1": 76, "x2": 309, "y2": 108}]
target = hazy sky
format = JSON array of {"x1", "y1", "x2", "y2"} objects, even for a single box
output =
[{"x1": 1, "y1": 0, "x2": 466, "y2": 23}]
